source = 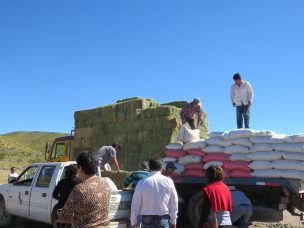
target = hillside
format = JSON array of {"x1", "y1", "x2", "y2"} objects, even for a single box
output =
[{"x1": 0, "y1": 131, "x2": 68, "y2": 170}]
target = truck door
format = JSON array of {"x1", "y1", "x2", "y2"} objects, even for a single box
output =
[
  {"x1": 29, "y1": 165, "x2": 56, "y2": 223},
  {"x1": 7, "y1": 166, "x2": 38, "y2": 218}
]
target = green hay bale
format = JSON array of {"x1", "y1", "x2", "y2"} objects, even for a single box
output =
[
  {"x1": 101, "y1": 170, "x2": 131, "y2": 189},
  {"x1": 162, "y1": 101, "x2": 188, "y2": 108},
  {"x1": 74, "y1": 97, "x2": 208, "y2": 170}
]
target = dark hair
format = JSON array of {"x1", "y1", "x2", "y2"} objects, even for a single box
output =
[
  {"x1": 112, "y1": 142, "x2": 122, "y2": 150},
  {"x1": 233, "y1": 73, "x2": 242, "y2": 80},
  {"x1": 76, "y1": 151, "x2": 99, "y2": 175},
  {"x1": 149, "y1": 158, "x2": 163, "y2": 171},
  {"x1": 166, "y1": 162, "x2": 176, "y2": 170},
  {"x1": 140, "y1": 161, "x2": 149, "y2": 170},
  {"x1": 65, "y1": 164, "x2": 77, "y2": 179},
  {"x1": 10, "y1": 167, "x2": 16, "y2": 172},
  {"x1": 205, "y1": 165, "x2": 225, "y2": 184}
]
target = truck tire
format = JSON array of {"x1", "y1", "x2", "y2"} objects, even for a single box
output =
[
  {"x1": 187, "y1": 191, "x2": 203, "y2": 228},
  {"x1": 0, "y1": 195, "x2": 16, "y2": 227}
]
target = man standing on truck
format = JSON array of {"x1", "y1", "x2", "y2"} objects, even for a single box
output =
[
  {"x1": 230, "y1": 73, "x2": 254, "y2": 129},
  {"x1": 96, "y1": 142, "x2": 122, "y2": 172},
  {"x1": 229, "y1": 186, "x2": 252, "y2": 228},
  {"x1": 180, "y1": 98, "x2": 203, "y2": 130},
  {"x1": 131, "y1": 158, "x2": 178, "y2": 228}
]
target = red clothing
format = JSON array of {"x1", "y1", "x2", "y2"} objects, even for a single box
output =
[{"x1": 203, "y1": 180, "x2": 232, "y2": 212}]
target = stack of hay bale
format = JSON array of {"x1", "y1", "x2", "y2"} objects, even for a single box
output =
[
  {"x1": 73, "y1": 97, "x2": 208, "y2": 170},
  {"x1": 163, "y1": 129, "x2": 304, "y2": 181}
]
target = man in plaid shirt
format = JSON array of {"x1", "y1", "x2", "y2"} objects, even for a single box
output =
[{"x1": 180, "y1": 98, "x2": 202, "y2": 130}]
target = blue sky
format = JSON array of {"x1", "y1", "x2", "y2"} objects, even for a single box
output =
[{"x1": 0, "y1": 1, "x2": 303, "y2": 135}]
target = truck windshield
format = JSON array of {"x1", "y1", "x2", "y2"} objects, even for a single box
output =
[{"x1": 51, "y1": 143, "x2": 65, "y2": 159}]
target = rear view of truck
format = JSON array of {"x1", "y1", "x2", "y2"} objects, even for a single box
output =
[{"x1": 163, "y1": 129, "x2": 304, "y2": 226}]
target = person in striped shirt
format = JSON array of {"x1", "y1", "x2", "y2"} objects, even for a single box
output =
[
  {"x1": 123, "y1": 161, "x2": 149, "y2": 191},
  {"x1": 180, "y1": 98, "x2": 203, "y2": 129}
]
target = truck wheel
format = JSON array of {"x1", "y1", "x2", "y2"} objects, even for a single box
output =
[
  {"x1": 0, "y1": 196, "x2": 15, "y2": 227},
  {"x1": 187, "y1": 191, "x2": 203, "y2": 228}
]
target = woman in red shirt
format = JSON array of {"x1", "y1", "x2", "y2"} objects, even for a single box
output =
[{"x1": 199, "y1": 165, "x2": 232, "y2": 228}]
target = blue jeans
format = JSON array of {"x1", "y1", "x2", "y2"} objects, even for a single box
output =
[
  {"x1": 141, "y1": 215, "x2": 170, "y2": 228},
  {"x1": 231, "y1": 205, "x2": 252, "y2": 228},
  {"x1": 236, "y1": 104, "x2": 250, "y2": 128}
]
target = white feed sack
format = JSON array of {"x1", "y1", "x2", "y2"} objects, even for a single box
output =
[
  {"x1": 229, "y1": 153, "x2": 252, "y2": 162},
  {"x1": 176, "y1": 126, "x2": 200, "y2": 143},
  {"x1": 274, "y1": 143, "x2": 304, "y2": 153},
  {"x1": 249, "y1": 136, "x2": 283, "y2": 144},
  {"x1": 223, "y1": 145, "x2": 250, "y2": 154},
  {"x1": 251, "y1": 130, "x2": 276, "y2": 137},
  {"x1": 205, "y1": 137, "x2": 232, "y2": 147},
  {"x1": 231, "y1": 138, "x2": 253, "y2": 148},
  {"x1": 282, "y1": 170, "x2": 304, "y2": 181},
  {"x1": 282, "y1": 152, "x2": 304, "y2": 161},
  {"x1": 222, "y1": 129, "x2": 253, "y2": 140},
  {"x1": 163, "y1": 157, "x2": 177, "y2": 163},
  {"x1": 203, "y1": 161, "x2": 223, "y2": 169},
  {"x1": 251, "y1": 169, "x2": 284, "y2": 178},
  {"x1": 281, "y1": 134, "x2": 304, "y2": 143},
  {"x1": 247, "y1": 151, "x2": 283, "y2": 161},
  {"x1": 248, "y1": 160, "x2": 272, "y2": 170},
  {"x1": 208, "y1": 132, "x2": 224, "y2": 138},
  {"x1": 271, "y1": 160, "x2": 304, "y2": 171},
  {"x1": 183, "y1": 140, "x2": 206, "y2": 150},
  {"x1": 178, "y1": 155, "x2": 202, "y2": 165},
  {"x1": 204, "y1": 145, "x2": 224, "y2": 153},
  {"x1": 174, "y1": 163, "x2": 185, "y2": 175},
  {"x1": 250, "y1": 144, "x2": 274, "y2": 152},
  {"x1": 166, "y1": 143, "x2": 183, "y2": 150}
]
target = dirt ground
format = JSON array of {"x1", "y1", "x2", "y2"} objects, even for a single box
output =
[
  {"x1": 249, "y1": 207, "x2": 303, "y2": 228},
  {"x1": 7, "y1": 210, "x2": 303, "y2": 228}
]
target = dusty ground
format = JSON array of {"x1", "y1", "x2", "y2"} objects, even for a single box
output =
[
  {"x1": 4, "y1": 209, "x2": 304, "y2": 228},
  {"x1": 249, "y1": 207, "x2": 303, "y2": 228}
]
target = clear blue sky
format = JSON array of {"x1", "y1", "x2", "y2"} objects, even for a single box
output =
[{"x1": 0, "y1": 1, "x2": 303, "y2": 135}]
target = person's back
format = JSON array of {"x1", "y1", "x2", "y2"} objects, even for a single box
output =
[
  {"x1": 57, "y1": 151, "x2": 111, "y2": 228},
  {"x1": 71, "y1": 176, "x2": 111, "y2": 227},
  {"x1": 97, "y1": 146, "x2": 114, "y2": 166},
  {"x1": 130, "y1": 158, "x2": 178, "y2": 228},
  {"x1": 53, "y1": 174, "x2": 82, "y2": 208},
  {"x1": 123, "y1": 162, "x2": 149, "y2": 191},
  {"x1": 97, "y1": 143, "x2": 122, "y2": 172},
  {"x1": 138, "y1": 172, "x2": 176, "y2": 215},
  {"x1": 230, "y1": 187, "x2": 252, "y2": 227}
]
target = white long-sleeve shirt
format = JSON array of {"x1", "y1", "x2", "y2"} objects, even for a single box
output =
[
  {"x1": 230, "y1": 80, "x2": 254, "y2": 106},
  {"x1": 130, "y1": 171, "x2": 178, "y2": 226}
]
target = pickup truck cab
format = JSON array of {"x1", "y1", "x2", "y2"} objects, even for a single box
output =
[{"x1": 0, "y1": 162, "x2": 132, "y2": 227}]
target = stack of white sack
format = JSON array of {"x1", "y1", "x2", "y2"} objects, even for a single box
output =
[
  {"x1": 163, "y1": 128, "x2": 304, "y2": 180},
  {"x1": 207, "y1": 129, "x2": 304, "y2": 180}
]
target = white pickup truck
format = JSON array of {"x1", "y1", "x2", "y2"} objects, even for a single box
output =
[{"x1": 0, "y1": 162, "x2": 132, "y2": 227}]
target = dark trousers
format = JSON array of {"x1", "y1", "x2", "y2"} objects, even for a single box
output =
[
  {"x1": 141, "y1": 215, "x2": 170, "y2": 228},
  {"x1": 236, "y1": 104, "x2": 250, "y2": 129},
  {"x1": 184, "y1": 116, "x2": 196, "y2": 130}
]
